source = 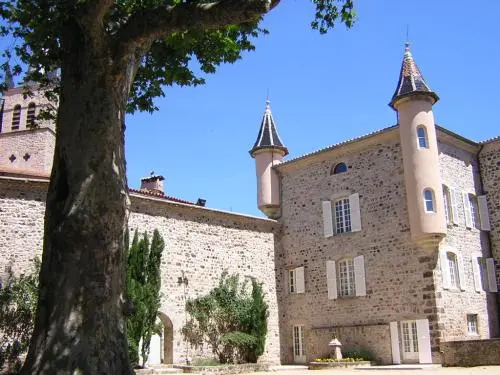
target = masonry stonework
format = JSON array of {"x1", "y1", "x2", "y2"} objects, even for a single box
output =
[
  {"x1": 275, "y1": 130, "x2": 444, "y2": 364},
  {"x1": 0, "y1": 179, "x2": 282, "y2": 365}
]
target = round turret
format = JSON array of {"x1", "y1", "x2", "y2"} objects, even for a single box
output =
[
  {"x1": 390, "y1": 43, "x2": 446, "y2": 245},
  {"x1": 250, "y1": 100, "x2": 288, "y2": 219}
]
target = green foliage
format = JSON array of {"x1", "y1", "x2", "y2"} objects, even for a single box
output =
[
  {"x1": 0, "y1": 258, "x2": 40, "y2": 372},
  {"x1": 191, "y1": 357, "x2": 220, "y2": 367},
  {"x1": 182, "y1": 272, "x2": 269, "y2": 364},
  {"x1": 125, "y1": 229, "x2": 165, "y2": 367},
  {"x1": 341, "y1": 348, "x2": 375, "y2": 361},
  {"x1": 0, "y1": 1, "x2": 356, "y2": 113}
]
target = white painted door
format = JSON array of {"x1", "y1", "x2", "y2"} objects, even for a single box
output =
[
  {"x1": 293, "y1": 325, "x2": 306, "y2": 363},
  {"x1": 147, "y1": 333, "x2": 162, "y2": 365},
  {"x1": 401, "y1": 321, "x2": 419, "y2": 362}
]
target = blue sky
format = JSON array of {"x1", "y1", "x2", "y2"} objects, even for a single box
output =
[{"x1": 126, "y1": 1, "x2": 496, "y2": 217}]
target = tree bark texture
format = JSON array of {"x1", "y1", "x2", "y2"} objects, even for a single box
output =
[{"x1": 21, "y1": 21, "x2": 135, "y2": 375}]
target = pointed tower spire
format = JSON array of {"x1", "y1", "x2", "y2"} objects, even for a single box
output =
[
  {"x1": 389, "y1": 42, "x2": 439, "y2": 110},
  {"x1": 249, "y1": 100, "x2": 288, "y2": 219},
  {"x1": 249, "y1": 100, "x2": 288, "y2": 156}
]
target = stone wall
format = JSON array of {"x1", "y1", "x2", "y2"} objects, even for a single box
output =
[
  {"x1": 276, "y1": 129, "x2": 440, "y2": 364},
  {"x1": 0, "y1": 128, "x2": 55, "y2": 175},
  {"x1": 129, "y1": 196, "x2": 281, "y2": 364},
  {"x1": 479, "y1": 139, "x2": 500, "y2": 261},
  {"x1": 441, "y1": 338, "x2": 500, "y2": 367},
  {"x1": 0, "y1": 178, "x2": 282, "y2": 365},
  {"x1": 309, "y1": 324, "x2": 391, "y2": 364},
  {"x1": 437, "y1": 138, "x2": 498, "y2": 341}
]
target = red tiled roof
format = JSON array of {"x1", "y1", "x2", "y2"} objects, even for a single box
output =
[{"x1": 128, "y1": 188, "x2": 194, "y2": 205}]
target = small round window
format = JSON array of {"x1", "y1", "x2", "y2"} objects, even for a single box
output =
[{"x1": 332, "y1": 162, "x2": 348, "y2": 175}]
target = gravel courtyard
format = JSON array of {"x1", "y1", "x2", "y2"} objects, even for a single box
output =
[{"x1": 241, "y1": 366, "x2": 500, "y2": 375}]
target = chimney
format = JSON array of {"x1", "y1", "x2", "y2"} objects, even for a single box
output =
[
  {"x1": 140, "y1": 171, "x2": 165, "y2": 195},
  {"x1": 196, "y1": 198, "x2": 206, "y2": 207}
]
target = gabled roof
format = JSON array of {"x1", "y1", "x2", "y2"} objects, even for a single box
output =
[
  {"x1": 250, "y1": 100, "x2": 288, "y2": 156},
  {"x1": 390, "y1": 42, "x2": 439, "y2": 109}
]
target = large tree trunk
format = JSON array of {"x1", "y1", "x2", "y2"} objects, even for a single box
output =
[{"x1": 21, "y1": 24, "x2": 135, "y2": 375}]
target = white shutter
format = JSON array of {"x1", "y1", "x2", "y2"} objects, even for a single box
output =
[
  {"x1": 472, "y1": 253, "x2": 483, "y2": 292},
  {"x1": 462, "y1": 192, "x2": 473, "y2": 228},
  {"x1": 457, "y1": 253, "x2": 466, "y2": 291},
  {"x1": 478, "y1": 195, "x2": 491, "y2": 231},
  {"x1": 322, "y1": 201, "x2": 334, "y2": 238},
  {"x1": 416, "y1": 319, "x2": 432, "y2": 364},
  {"x1": 486, "y1": 258, "x2": 498, "y2": 293},
  {"x1": 349, "y1": 193, "x2": 362, "y2": 232},
  {"x1": 389, "y1": 322, "x2": 401, "y2": 364},
  {"x1": 439, "y1": 249, "x2": 451, "y2": 290},
  {"x1": 295, "y1": 266, "x2": 305, "y2": 294},
  {"x1": 354, "y1": 255, "x2": 366, "y2": 297},
  {"x1": 326, "y1": 261, "x2": 337, "y2": 300},
  {"x1": 450, "y1": 188, "x2": 459, "y2": 224}
]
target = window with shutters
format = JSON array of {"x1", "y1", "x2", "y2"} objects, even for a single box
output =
[
  {"x1": 416, "y1": 126, "x2": 428, "y2": 149},
  {"x1": 442, "y1": 185, "x2": 452, "y2": 225},
  {"x1": 289, "y1": 269, "x2": 296, "y2": 293},
  {"x1": 338, "y1": 259, "x2": 356, "y2": 297},
  {"x1": 423, "y1": 189, "x2": 435, "y2": 213},
  {"x1": 467, "y1": 314, "x2": 478, "y2": 335},
  {"x1": 288, "y1": 266, "x2": 305, "y2": 294},
  {"x1": 335, "y1": 198, "x2": 351, "y2": 234},
  {"x1": 11, "y1": 104, "x2": 21, "y2": 130},
  {"x1": 440, "y1": 247, "x2": 465, "y2": 291},
  {"x1": 468, "y1": 194, "x2": 480, "y2": 230},
  {"x1": 26, "y1": 102, "x2": 36, "y2": 128},
  {"x1": 322, "y1": 193, "x2": 361, "y2": 237},
  {"x1": 447, "y1": 252, "x2": 460, "y2": 290}
]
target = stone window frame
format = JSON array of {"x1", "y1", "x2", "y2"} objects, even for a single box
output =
[
  {"x1": 466, "y1": 314, "x2": 479, "y2": 335},
  {"x1": 338, "y1": 258, "x2": 356, "y2": 297},
  {"x1": 416, "y1": 125, "x2": 429, "y2": 149},
  {"x1": 11, "y1": 104, "x2": 21, "y2": 130},
  {"x1": 423, "y1": 188, "x2": 435, "y2": 213}
]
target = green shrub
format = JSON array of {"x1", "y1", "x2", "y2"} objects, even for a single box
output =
[
  {"x1": 341, "y1": 348, "x2": 375, "y2": 361},
  {"x1": 191, "y1": 357, "x2": 221, "y2": 366},
  {"x1": 182, "y1": 272, "x2": 269, "y2": 364},
  {"x1": 0, "y1": 258, "x2": 40, "y2": 373}
]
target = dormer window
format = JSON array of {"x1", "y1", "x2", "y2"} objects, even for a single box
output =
[
  {"x1": 331, "y1": 162, "x2": 348, "y2": 175},
  {"x1": 11, "y1": 104, "x2": 21, "y2": 130},
  {"x1": 26, "y1": 103, "x2": 36, "y2": 128},
  {"x1": 416, "y1": 126, "x2": 428, "y2": 149}
]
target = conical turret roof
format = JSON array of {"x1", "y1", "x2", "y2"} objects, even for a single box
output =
[
  {"x1": 389, "y1": 42, "x2": 439, "y2": 109},
  {"x1": 250, "y1": 100, "x2": 288, "y2": 156}
]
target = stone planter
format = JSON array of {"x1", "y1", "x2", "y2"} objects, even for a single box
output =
[{"x1": 308, "y1": 361, "x2": 372, "y2": 370}]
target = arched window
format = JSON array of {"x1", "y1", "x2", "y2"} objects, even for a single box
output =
[
  {"x1": 26, "y1": 102, "x2": 36, "y2": 128},
  {"x1": 423, "y1": 189, "x2": 435, "y2": 213},
  {"x1": 332, "y1": 162, "x2": 348, "y2": 175},
  {"x1": 416, "y1": 126, "x2": 428, "y2": 148},
  {"x1": 11, "y1": 104, "x2": 21, "y2": 130}
]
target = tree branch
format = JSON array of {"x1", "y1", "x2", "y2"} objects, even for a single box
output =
[{"x1": 116, "y1": 0, "x2": 280, "y2": 57}]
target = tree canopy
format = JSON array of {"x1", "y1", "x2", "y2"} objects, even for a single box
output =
[
  {"x1": 0, "y1": 0, "x2": 355, "y2": 112},
  {"x1": 0, "y1": 1, "x2": 355, "y2": 373}
]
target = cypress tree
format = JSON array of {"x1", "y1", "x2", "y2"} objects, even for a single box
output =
[{"x1": 125, "y1": 229, "x2": 165, "y2": 367}]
